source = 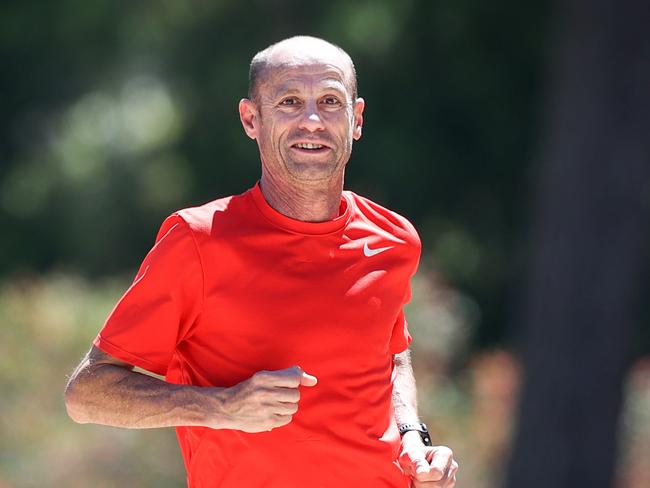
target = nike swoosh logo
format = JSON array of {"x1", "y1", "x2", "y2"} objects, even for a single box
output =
[{"x1": 363, "y1": 242, "x2": 394, "y2": 257}]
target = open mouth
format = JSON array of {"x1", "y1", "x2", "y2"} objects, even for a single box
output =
[{"x1": 291, "y1": 142, "x2": 330, "y2": 153}]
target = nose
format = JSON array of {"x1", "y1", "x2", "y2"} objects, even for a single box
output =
[{"x1": 298, "y1": 102, "x2": 325, "y2": 132}]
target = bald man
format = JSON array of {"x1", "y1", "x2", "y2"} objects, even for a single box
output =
[{"x1": 65, "y1": 36, "x2": 458, "y2": 488}]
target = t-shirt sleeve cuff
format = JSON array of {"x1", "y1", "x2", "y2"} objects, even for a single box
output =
[
  {"x1": 389, "y1": 320, "x2": 412, "y2": 355},
  {"x1": 93, "y1": 335, "x2": 168, "y2": 376}
]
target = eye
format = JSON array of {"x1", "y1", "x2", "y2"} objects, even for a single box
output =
[
  {"x1": 279, "y1": 97, "x2": 300, "y2": 106},
  {"x1": 321, "y1": 96, "x2": 341, "y2": 106}
]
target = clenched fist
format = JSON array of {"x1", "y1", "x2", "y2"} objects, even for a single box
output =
[
  {"x1": 399, "y1": 432, "x2": 458, "y2": 487},
  {"x1": 220, "y1": 366, "x2": 317, "y2": 433}
]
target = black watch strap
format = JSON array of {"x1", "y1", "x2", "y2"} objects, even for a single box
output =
[{"x1": 398, "y1": 422, "x2": 432, "y2": 446}]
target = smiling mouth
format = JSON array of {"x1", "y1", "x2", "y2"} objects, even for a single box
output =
[{"x1": 291, "y1": 142, "x2": 329, "y2": 151}]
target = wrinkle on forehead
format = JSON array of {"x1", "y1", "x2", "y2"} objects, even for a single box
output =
[
  {"x1": 265, "y1": 65, "x2": 347, "y2": 95},
  {"x1": 258, "y1": 64, "x2": 353, "y2": 102},
  {"x1": 252, "y1": 37, "x2": 356, "y2": 101}
]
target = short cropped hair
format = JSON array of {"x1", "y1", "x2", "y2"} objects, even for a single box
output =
[{"x1": 248, "y1": 37, "x2": 358, "y2": 103}]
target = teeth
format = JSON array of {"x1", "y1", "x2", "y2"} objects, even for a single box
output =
[{"x1": 295, "y1": 143, "x2": 323, "y2": 149}]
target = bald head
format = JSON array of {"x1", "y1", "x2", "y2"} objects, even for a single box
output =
[{"x1": 248, "y1": 36, "x2": 358, "y2": 103}]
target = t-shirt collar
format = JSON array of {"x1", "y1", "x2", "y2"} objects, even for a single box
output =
[{"x1": 250, "y1": 181, "x2": 352, "y2": 235}]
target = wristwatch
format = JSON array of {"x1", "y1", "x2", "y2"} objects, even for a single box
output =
[{"x1": 398, "y1": 422, "x2": 432, "y2": 446}]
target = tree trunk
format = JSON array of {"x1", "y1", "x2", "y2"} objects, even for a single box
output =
[{"x1": 506, "y1": 0, "x2": 650, "y2": 487}]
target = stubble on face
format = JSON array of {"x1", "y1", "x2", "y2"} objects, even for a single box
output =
[
  {"x1": 241, "y1": 37, "x2": 365, "y2": 222},
  {"x1": 251, "y1": 42, "x2": 359, "y2": 186},
  {"x1": 256, "y1": 72, "x2": 355, "y2": 183}
]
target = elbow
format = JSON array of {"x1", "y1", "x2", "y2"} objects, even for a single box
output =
[{"x1": 64, "y1": 379, "x2": 91, "y2": 424}]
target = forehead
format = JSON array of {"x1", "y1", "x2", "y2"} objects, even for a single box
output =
[
  {"x1": 261, "y1": 63, "x2": 350, "y2": 96},
  {"x1": 257, "y1": 41, "x2": 355, "y2": 96}
]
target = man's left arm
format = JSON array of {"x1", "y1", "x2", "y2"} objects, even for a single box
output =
[{"x1": 393, "y1": 350, "x2": 459, "y2": 487}]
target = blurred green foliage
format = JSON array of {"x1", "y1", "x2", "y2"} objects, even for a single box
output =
[
  {"x1": 0, "y1": 274, "x2": 186, "y2": 486},
  {"x1": 2, "y1": 3, "x2": 650, "y2": 486},
  {"x1": 2, "y1": 0, "x2": 550, "y2": 348}
]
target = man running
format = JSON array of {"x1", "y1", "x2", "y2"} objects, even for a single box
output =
[{"x1": 65, "y1": 36, "x2": 458, "y2": 487}]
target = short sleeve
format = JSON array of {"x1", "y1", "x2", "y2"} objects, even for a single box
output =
[
  {"x1": 388, "y1": 308, "x2": 412, "y2": 354},
  {"x1": 93, "y1": 214, "x2": 203, "y2": 375}
]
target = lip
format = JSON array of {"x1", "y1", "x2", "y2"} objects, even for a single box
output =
[
  {"x1": 289, "y1": 146, "x2": 331, "y2": 157},
  {"x1": 290, "y1": 140, "x2": 332, "y2": 150},
  {"x1": 289, "y1": 141, "x2": 333, "y2": 156}
]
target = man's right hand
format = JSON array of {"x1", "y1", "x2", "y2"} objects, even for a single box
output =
[
  {"x1": 65, "y1": 347, "x2": 317, "y2": 432},
  {"x1": 218, "y1": 366, "x2": 318, "y2": 433}
]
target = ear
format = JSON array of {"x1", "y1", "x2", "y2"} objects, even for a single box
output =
[
  {"x1": 239, "y1": 98, "x2": 258, "y2": 139},
  {"x1": 352, "y1": 97, "x2": 365, "y2": 141}
]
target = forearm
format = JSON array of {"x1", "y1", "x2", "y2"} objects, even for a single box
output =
[
  {"x1": 392, "y1": 349, "x2": 420, "y2": 426},
  {"x1": 393, "y1": 349, "x2": 431, "y2": 447},
  {"x1": 65, "y1": 346, "x2": 313, "y2": 433},
  {"x1": 64, "y1": 350, "x2": 226, "y2": 429}
]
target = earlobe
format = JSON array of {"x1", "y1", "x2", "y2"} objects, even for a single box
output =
[
  {"x1": 353, "y1": 97, "x2": 365, "y2": 141},
  {"x1": 354, "y1": 124, "x2": 363, "y2": 140},
  {"x1": 239, "y1": 98, "x2": 258, "y2": 140}
]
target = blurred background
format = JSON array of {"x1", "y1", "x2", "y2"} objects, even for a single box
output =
[{"x1": 1, "y1": 1, "x2": 648, "y2": 487}]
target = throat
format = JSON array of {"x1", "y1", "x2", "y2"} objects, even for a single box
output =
[{"x1": 259, "y1": 174, "x2": 344, "y2": 222}]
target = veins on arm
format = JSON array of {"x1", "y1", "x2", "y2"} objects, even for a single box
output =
[{"x1": 64, "y1": 346, "x2": 210, "y2": 428}]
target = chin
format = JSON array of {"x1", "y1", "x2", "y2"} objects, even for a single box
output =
[{"x1": 286, "y1": 162, "x2": 341, "y2": 181}]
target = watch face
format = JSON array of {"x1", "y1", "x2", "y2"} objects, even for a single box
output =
[{"x1": 421, "y1": 432, "x2": 433, "y2": 446}]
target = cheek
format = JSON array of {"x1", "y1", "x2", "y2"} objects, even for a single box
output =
[
  {"x1": 268, "y1": 119, "x2": 290, "y2": 140},
  {"x1": 259, "y1": 122, "x2": 280, "y2": 146}
]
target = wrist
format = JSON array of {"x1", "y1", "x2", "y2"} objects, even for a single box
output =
[
  {"x1": 398, "y1": 421, "x2": 432, "y2": 446},
  {"x1": 401, "y1": 430, "x2": 424, "y2": 445},
  {"x1": 184, "y1": 385, "x2": 231, "y2": 429}
]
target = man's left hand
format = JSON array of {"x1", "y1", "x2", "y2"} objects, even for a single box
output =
[{"x1": 398, "y1": 432, "x2": 458, "y2": 487}]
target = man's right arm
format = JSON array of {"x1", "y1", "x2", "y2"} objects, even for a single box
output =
[{"x1": 64, "y1": 346, "x2": 317, "y2": 432}]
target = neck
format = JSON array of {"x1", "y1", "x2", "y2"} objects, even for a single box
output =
[{"x1": 259, "y1": 171, "x2": 344, "y2": 222}]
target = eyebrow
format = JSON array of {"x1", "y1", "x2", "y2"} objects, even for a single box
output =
[{"x1": 271, "y1": 77, "x2": 347, "y2": 98}]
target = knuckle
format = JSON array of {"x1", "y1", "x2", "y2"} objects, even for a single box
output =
[
  {"x1": 437, "y1": 446, "x2": 453, "y2": 457},
  {"x1": 251, "y1": 386, "x2": 269, "y2": 400},
  {"x1": 254, "y1": 370, "x2": 270, "y2": 380}
]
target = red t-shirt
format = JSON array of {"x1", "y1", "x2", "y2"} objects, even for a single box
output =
[{"x1": 95, "y1": 183, "x2": 421, "y2": 487}]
